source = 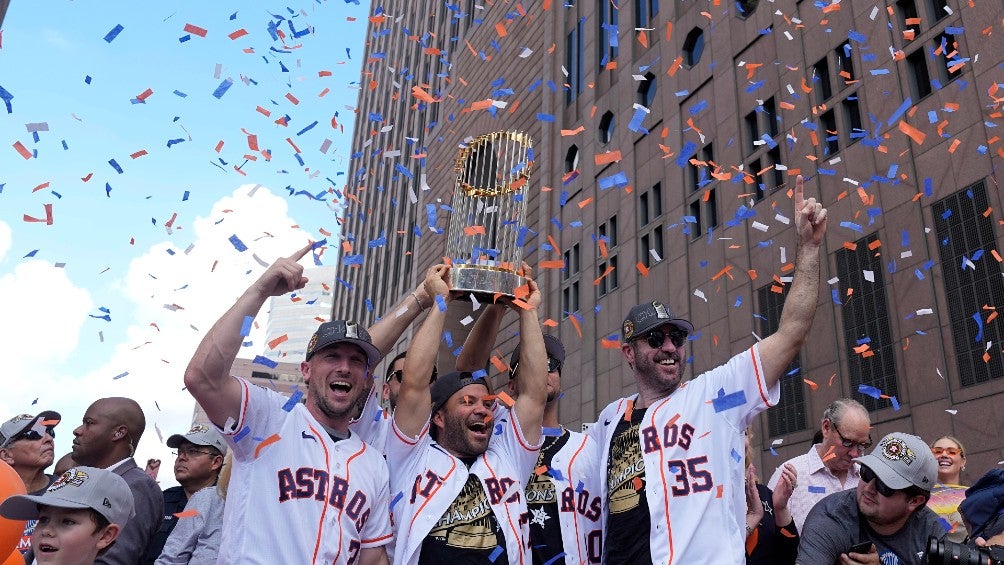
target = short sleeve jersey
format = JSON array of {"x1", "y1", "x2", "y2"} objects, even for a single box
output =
[{"x1": 216, "y1": 377, "x2": 392, "y2": 564}]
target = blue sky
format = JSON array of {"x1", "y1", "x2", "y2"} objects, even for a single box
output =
[{"x1": 1, "y1": 0, "x2": 367, "y2": 485}]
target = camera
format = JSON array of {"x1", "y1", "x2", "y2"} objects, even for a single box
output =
[{"x1": 926, "y1": 536, "x2": 1004, "y2": 565}]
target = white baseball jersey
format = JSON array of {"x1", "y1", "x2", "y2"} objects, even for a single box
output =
[
  {"x1": 217, "y1": 377, "x2": 392, "y2": 564},
  {"x1": 525, "y1": 429, "x2": 603, "y2": 565},
  {"x1": 589, "y1": 344, "x2": 778, "y2": 565},
  {"x1": 350, "y1": 376, "x2": 390, "y2": 455},
  {"x1": 386, "y1": 405, "x2": 541, "y2": 565}
]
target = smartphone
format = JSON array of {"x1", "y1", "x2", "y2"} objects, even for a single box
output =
[{"x1": 848, "y1": 541, "x2": 872, "y2": 554}]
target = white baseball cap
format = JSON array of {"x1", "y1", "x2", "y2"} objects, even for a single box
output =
[
  {"x1": 166, "y1": 423, "x2": 228, "y2": 456},
  {"x1": 0, "y1": 466, "x2": 135, "y2": 526}
]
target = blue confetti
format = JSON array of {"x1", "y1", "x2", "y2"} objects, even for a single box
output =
[
  {"x1": 973, "y1": 312, "x2": 984, "y2": 342},
  {"x1": 891, "y1": 396, "x2": 900, "y2": 411},
  {"x1": 857, "y1": 384, "x2": 882, "y2": 399},
  {"x1": 0, "y1": 84, "x2": 14, "y2": 114},
  {"x1": 390, "y1": 491, "x2": 404, "y2": 511},
  {"x1": 240, "y1": 316, "x2": 254, "y2": 336},
  {"x1": 730, "y1": 448, "x2": 742, "y2": 462},
  {"x1": 228, "y1": 235, "x2": 248, "y2": 252},
  {"x1": 212, "y1": 78, "x2": 234, "y2": 99},
  {"x1": 887, "y1": 97, "x2": 913, "y2": 127},
  {"x1": 536, "y1": 113, "x2": 555, "y2": 122},
  {"x1": 108, "y1": 159, "x2": 123, "y2": 174},
  {"x1": 113, "y1": 372, "x2": 129, "y2": 380},
  {"x1": 103, "y1": 24, "x2": 125, "y2": 43},
  {"x1": 808, "y1": 486, "x2": 826, "y2": 494},
  {"x1": 711, "y1": 388, "x2": 747, "y2": 412},
  {"x1": 252, "y1": 355, "x2": 278, "y2": 368},
  {"x1": 488, "y1": 546, "x2": 504, "y2": 563},
  {"x1": 282, "y1": 389, "x2": 304, "y2": 412}
]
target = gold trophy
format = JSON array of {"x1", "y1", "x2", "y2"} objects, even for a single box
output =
[{"x1": 445, "y1": 130, "x2": 534, "y2": 299}]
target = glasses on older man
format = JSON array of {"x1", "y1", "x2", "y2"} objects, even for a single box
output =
[
  {"x1": 172, "y1": 446, "x2": 216, "y2": 458},
  {"x1": 832, "y1": 421, "x2": 872, "y2": 451},
  {"x1": 13, "y1": 427, "x2": 55, "y2": 443},
  {"x1": 635, "y1": 328, "x2": 688, "y2": 349}
]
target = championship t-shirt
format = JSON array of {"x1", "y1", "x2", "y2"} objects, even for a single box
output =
[
  {"x1": 419, "y1": 473, "x2": 508, "y2": 565},
  {"x1": 526, "y1": 430, "x2": 572, "y2": 565},
  {"x1": 604, "y1": 408, "x2": 650, "y2": 565}
]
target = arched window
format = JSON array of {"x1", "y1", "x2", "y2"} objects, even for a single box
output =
[
  {"x1": 598, "y1": 111, "x2": 615, "y2": 145},
  {"x1": 683, "y1": 28, "x2": 705, "y2": 67},
  {"x1": 637, "y1": 72, "x2": 657, "y2": 107},
  {"x1": 564, "y1": 145, "x2": 580, "y2": 173}
]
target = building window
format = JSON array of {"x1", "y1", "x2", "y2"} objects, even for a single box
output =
[
  {"x1": 639, "y1": 182, "x2": 663, "y2": 226},
  {"x1": 598, "y1": 214, "x2": 618, "y2": 247},
  {"x1": 562, "y1": 243, "x2": 580, "y2": 281},
  {"x1": 688, "y1": 200, "x2": 702, "y2": 239},
  {"x1": 737, "y1": 0, "x2": 760, "y2": 18},
  {"x1": 836, "y1": 41, "x2": 855, "y2": 83},
  {"x1": 562, "y1": 281, "x2": 580, "y2": 316},
  {"x1": 819, "y1": 109, "x2": 839, "y2": 156},
  {"x1": 812, "y1": 56, "x2": 832, "y2": 105},
  {"x1": 842, "y1": 97, "x2": 863, "y2": 144},
  {"x1": 763, "y1": 97, "x2": 779, "y2": 137},
  {"x1": 597, "y1": 0, "x2": 618, "y2": 67},
  {"x1": 635, "y1": 0, "x2": 659, "y2": 28},
  {"x1": 638, "y1": 72, "x2": 657, "y2": 107},
  {"x1": 897, "y1": 0, "x2": 920, "y2": 40},
  {"x1": 564, "y1": 145, "x2": 580, "y2": 174},
  {"x1": 749, "y1": 157, "x2": 763, "y2": 201},
  {"x1": 932, "y1": 32, "x2": 962, "y2": 84},
  {"x1": 688, "y1": 143, "x2": 714, "y2": 192},
  {"x1": 932, "y1": 180, "x2": 1004, "y2": 387},
  {"x1": 757, "y1": 283, "x2": 807, "y2": 436},
  {"x1": 597, "y1": 255, "x2": 619, "y2": 297},
  {"x1": 598, "y1": 111, "x2": 615, "y2": 144},
  {"x1": 927, "y1": 0, "x2": 949, "y2": 21},
  {"x1": 744, "y1": 111, "x2": 760, "y2": 155},
  {"x1": 765, "y1": 147, "x2": 784, "y2": 191},
  {"x1": 640, "y1": 226, "x2": 664, "y2": 268},
  {"x1": 565, "y1": 26, "x2": 583, "y2": 104},
  {"x1": 705, "y1": 189, "x2": 718, "y2": 232},
  {"x1": 682, "y1": 27, "x2": 705, "y2": 68},
  {"x1": 835, "y1": 233, "x2": 900, "y2": 412},
  {"x1": 905, "y1": 47, "x2": 932, "y2": 100}
]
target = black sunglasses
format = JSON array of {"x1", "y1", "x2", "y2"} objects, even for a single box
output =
[
  {"x1": 15, "y1": 427, "x2": 55, "y2": 443},
  {"x1": 388, "y1": 365, "x2": 439, "y2": 384},
  {"x1": 635, "y1": 328, "x2": 688, "y2": 349},
  {"x1": 859, "y1": 465, "x2": 897, "y2": 497}
]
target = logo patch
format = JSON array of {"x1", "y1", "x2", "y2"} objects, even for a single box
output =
[
  {"x1": 879, "y1": 436, "x2": 916, "y2": 465},
  {"x1": 48, "y1": 468, "x2": 90, "y2": 492}
]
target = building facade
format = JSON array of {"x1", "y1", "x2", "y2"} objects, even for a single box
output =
[
  {"x1": 336, "y1": 0, "x2": 1004, "y2": 478},
  {"x1": 263, "y1": 265, "x2": 337, "y2": 363}
]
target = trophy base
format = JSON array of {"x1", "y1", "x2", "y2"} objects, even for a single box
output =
[{"x1": 449, "y1": 264, "x2": 525, "y2": 301}]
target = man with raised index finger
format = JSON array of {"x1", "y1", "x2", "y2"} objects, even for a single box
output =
[{"x1": 590, "y1": 175, "x2": 828, "y2": 565}]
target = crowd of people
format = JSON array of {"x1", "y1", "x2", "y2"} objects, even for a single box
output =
[{"x1": 2, "y1": 180, "x2": 1003, "y2": 565}]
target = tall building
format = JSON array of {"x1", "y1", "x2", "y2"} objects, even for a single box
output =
[
  {"x1": 263, "y1": 265, "x2": 337, "y2": 363},
  {"x1": 337, "y1": 0, "x2": 1004, "y2": 478}
]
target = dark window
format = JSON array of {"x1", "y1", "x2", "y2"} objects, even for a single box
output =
[
  {"x1": 562, "y1": 281, "x2": 580, "y2": 316},
  {"x1": 749, "y1": 157, "x2": 764, "y2": 201},
  {"x1": 640, "y1": 192, "x2": 650, "y2": 226},
  {"x1": 598, "y1": 215, "x2": 618, "y2": 248},
  {"x1": 766, "y1": 147, "x2": 784, "y2": 191},
  {"x1": 636, "y1": 0, "x2": 659, "y2": 28},
  {"x1": 565, "y1": 27, "x2": 580, "y2": 104},
  {"x1": 897, "y1": 0, "x2": 920, "y2": 38},
  {"x1": 683, "y1": 28, "x2": 705, "y2": 67},
  {"x1": 562, "y1": 243, "x2": 580, "y2": 281},
  {"x1": 820, "y1": 109, "x2": 839, "y2": 155},
  {"x1": 640, "y1": 228, "x2": 664, "y2": 267},
  {"x1": 757, "y1": 283, "x2": 806, "y2": 436},
  {"x1": 927, "y1": 0, "x2": 949, "y2": 21},
  {"x1": 689, "y1": 200, "x2": 702, "y2": 239},
  {"x1": 813, "y1": 56, "x2": 832, "y2": 104},
  {"x1": 843, "y1": 97, "x2": 863, "y2": 144},
  {"x1": 933, "y1": 33, "x2": 962, "y2": 84},
  {"x1": 836, "y1": 41, "x2": 855, "y2": 82},
  {"x1": 745, "y1": 111, "x2": 760, "y2": 155},
  {"x1": 688, "y1": 143, "x2": 714, "y2": 192},
  {"x1": 706, "y1": 188, "x2": 718, "y2": 231},
  {"x1": 835, "y1": 233, "x2": 900, "y2": 412},
  {"x1": 906, "y1": 48, "x2": 932, "y2": 99},
  {"x1": 932, "y1": 181, "x2": 1004, "y2": 387},
  {"x1": 764, "y1": 97, "x2": 779, "y2": 137},
  {"x1": 251, "y1": 370, "x2": 278, "y2": 381},
  {"x1": 638, "y1": 72, "x2": 657, "y2": 107},
  {"x1": 652, "y1": 182, "x2": 663, "y2": 216},
  {"x1": 737, "y1": 0, "x2": 760, "y2": 18},
  {"x1": 564, "y1": 145, "x2": 580, "y2": 174},
  {"x1": 599, "y1": 111, "x2": 615, "y2": 144},
  {"x1": 597, "y1": 256, "x2": 619, "y2": 296},
  {"x1": 597, "y1": 0, "x2": 618, "y2": 67}
]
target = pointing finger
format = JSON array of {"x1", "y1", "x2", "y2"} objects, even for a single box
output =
[
  {"x1": 794, "y1": 174, "x2": 805, "y2": 208},
  {"x1": 288, "y1": 241, "x2": 314, "y2": 262}
]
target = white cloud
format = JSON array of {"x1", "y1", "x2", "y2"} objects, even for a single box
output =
[{"x1": 1, "y1": 185, "x2": 315, "y2": 487}]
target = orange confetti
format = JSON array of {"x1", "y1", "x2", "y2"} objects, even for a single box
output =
[
  {"x1": 898, "y1": 120, "x2": 926, "y2": 145},
  {"x1": 560, "y1": 126, "x2": 585, "y2": 136},
  {"x1": 594, "y1": 150, "x2": 622, "y2": 165},
  {"x1": 539, "y1": 260, "x2": 565, "y2": 269},
  {"x1": 637, "y1": 30, "x2": 648, "y2": 48},
  {"x1": 285, "y1": 92, "x2": 300, "y2": 105},
  {"x1": 183, "y1": 23, "x2": 208, "y2": 38},
  {"x1": 636, "y1": 262, "x2": 650, "y2": 277},
  {"x1": 568, "y1": 314, "x2": 583, "y2": 338},
  {"x1": 228, "y1": 29, "x2": 248, "y2": 40},
  {"x1": 948, "y1": 139, "x2": 961, "y2": 153},
  {"x1": 173, "y1": 509, "x2": 200, "y2": 518},
  {"x1": 464, "y1": 225, "x2": 487, "y2": 236},
  {"x1": 268, "y1": 334, "x2": 289, "y2": 350},
  {"x1": 668, "y1": 56, "x2": 683, "y2": 76},
  {"x1": 601, "y1": 336, "x2": 621, "y2": 349},
  {"x1": 577, "y1": 197, "x2": 594, "y2": 209},
  {"x1": 495, "y1": 22, "x2": 508, "y2": 37},
  {"x1": 13, "y1": 141, "x2": 32, "y2": 160},
  {"x1": 254, "y1": 434, "x2": 281, "y2": 459},
  {"x1": 130, "y1": 150, "x2": 148, "y2": 159},
  {"x1": 803, "y1": 378, "x2": 819, "y2": 391},
  {"x1": 495, "y1": 391, "x2": 515, "y2": 408}
]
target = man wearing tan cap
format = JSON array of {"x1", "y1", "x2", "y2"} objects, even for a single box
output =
[
  {"x1": 143, "y1": 424, "x2": 227, "y2": 563},
  {"x1": 0, "y1": 410, "x2": 62, "y2": 556}
]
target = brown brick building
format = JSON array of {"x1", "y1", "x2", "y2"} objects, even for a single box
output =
[{"x1": 337, "y1": 0, "x2": 1004, "y2": 479}]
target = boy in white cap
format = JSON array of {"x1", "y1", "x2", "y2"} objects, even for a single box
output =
[{"x1": 0, "y1": 466, "x2": 136, "y2": 565}]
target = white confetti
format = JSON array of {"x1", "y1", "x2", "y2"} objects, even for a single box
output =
[
  {"x1": 752, "y1": 221, "x2": 769, "y2": 232},
  {"x1": 864, "y1": 270, "x2": 875, "y2": 282},
  {"x1": 869, "y1": 5, "x2": 879, "y2": 19},
  {"x1": 945, "y1": 409, "x2": 957, "y2": 414},
  {"x1": 774, "y1": 213, "x2": 791, "y2": 225},
  {"x1": 916, "y1": 308, "x2": 934, "y2": 315},
  {"x1": 519, "y1": 47, "x2": 533, "y2": 58},
  {"x1": 460, "y1": 316, "x2": 474, "y2": 326},
  {"x1": 649, "y1": 248, "x2": 663, "y2": 262},
  {"x1": 694, "y1": 289, "x2": 707, "y2": 302},
  {"x1": 901, "y1": 250, "x2": 913, "y2": 258}
]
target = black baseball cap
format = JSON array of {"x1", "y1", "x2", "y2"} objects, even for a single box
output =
[
  {"x1": 509, "y1": 335, "x2": 565, "y2": 378},
  {"x1": 621, "y1": 300, "x2": 694, "y2": 342},
  {"x1": 430, "y1": 371, "x2": 490, "y2": 413},
  {"x1": 305, "y1": 320, "x2": 381, "y2": 366}
]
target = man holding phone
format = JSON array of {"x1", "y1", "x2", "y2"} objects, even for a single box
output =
[{"x1": 797, "y1": 432, "x2": 945, "y2": 564}]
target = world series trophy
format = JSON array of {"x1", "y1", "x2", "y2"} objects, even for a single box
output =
[{"x1": 445, "y1": 130, "x2": 535, "y2": 299}]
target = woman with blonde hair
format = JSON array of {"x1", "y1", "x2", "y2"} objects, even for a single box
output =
[{"x1": 928, "y1": 435, "x2": 969, "y2": 542}]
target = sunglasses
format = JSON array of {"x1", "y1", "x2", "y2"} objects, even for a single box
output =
[
  {"x1": 13, "y1": 427, "x2": 56, "y2": 443},
  {"x1": 635, "y1": 328, "x2": 688, "y2": 349},
  {"x1": 931, "y1": 446, "x2": 963, "y2": 457},
  {"x1": 387, "y1": 366, "x2": 439, "y2": 384},
  {"x1": 859, "y1": 465, "x2": 897, "y2": 497},
  {"x1": 510, "y1": 356, "x2": 563, "y2": 377},
  {"x1": 832, "y1": 422, "x2": 872, "y2": 451}
]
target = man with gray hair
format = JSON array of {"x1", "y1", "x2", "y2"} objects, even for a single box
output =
[{"x1": 768, "y1": 398, "x2": 873, "y2": 530}]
